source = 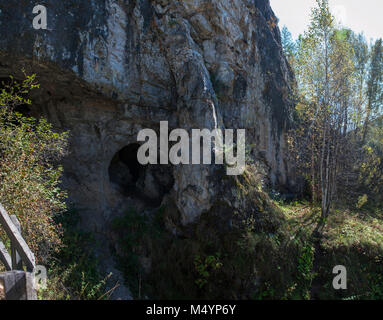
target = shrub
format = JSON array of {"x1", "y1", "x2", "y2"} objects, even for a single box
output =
[{"x1": 0, "y1": 72, "x2": 68, "y2": 264}]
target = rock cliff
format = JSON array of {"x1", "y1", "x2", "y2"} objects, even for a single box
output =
[{"x1": 0, "y1": 0, "x2": 295, "y2": 298}]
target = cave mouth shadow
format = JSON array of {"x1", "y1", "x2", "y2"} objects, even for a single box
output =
[{"x1": 108, "y1": 143, "x2": 174, "y2": 208}]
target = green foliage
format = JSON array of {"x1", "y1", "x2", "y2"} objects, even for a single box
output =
[
  {"x1": 0, "y1": 72, "x2": 68, "y2": 264},
  {"x1": 296, "y1": 244, "x2": 314, "y2": 299},
  {"x1": 287, "y1": 0, "x2": 383, "y2": 223},
  {"x1": 194, "y1": 253, "x2": 223, "y2": 289},
  {"x1": 0, "y1": 72, "x2": 111, "y2": 300},
  {"x1": 281, "y1": 26, "x2": 296, "y2": 59},
  {"x1": 368, "y1": 273, "x2": 383, "y2": 299},
  {"x1": 38, "y1": 209, "x2": 111, "y2": 300},
  {"x1": 367, "y1": 39, "x2": 383, "y2": 119},
  {"x1": 281, "y1": 201, "x2": 383, "y2": 300},
  {"x1": 0, "y1": 71, "x2": 39, "y2": 108},
  {"x1": 359, "y1": 121, "x2": 383, "y2": 201},
  {"x1": 297, "y1": 245, "x2": 314, "y2": 280},
  {"x1": 356, "y1": 194, "x2": 368, "y2": 209}
]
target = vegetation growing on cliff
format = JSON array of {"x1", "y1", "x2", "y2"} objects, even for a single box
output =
[
  {"x1": 0, "y1": 73, "x2": 109, "y2": 300},
  {"x1": 0, "y1": 72, "x2": 68, "y2": 263}
]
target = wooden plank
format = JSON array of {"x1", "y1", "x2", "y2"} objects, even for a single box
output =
[
  {"x1": 25, "y1": 272, "x2": 37, "y2": 300},
  {"x1": 0, "y1": 204, "x2": 35, "y2": 271},
  {"x1": 0, "y1": 240, "x2": 12, "y2": 271},
  {"x1": 10, "y1": 215, "x2": 23, "y2": 270},
  {"x1": 0, "y1": 271, "x2": 34, "y2": 300}
]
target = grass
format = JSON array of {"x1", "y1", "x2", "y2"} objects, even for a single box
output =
[
  {"x1": 276, "y1": 199, "x2": 383, "y2": 300},
  {"x1": 44, "y1": 198, "x2": 382, "y2": 300}
]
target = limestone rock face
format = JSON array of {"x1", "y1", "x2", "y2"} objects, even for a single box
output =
[{"x1": 0, "y1": 0, "x2": 295, "y2": 298}]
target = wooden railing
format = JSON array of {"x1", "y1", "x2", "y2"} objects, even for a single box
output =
[{"x1": 0, "y1": 203, "x2": 37, "y2": 300}]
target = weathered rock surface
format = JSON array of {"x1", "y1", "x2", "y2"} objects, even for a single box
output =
[{"x1": 0, "y1": 0, "x2": 296, "y2": 299}]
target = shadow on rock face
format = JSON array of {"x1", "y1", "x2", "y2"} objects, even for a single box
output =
[{"x1": 108, "y1": 143, "x2": 174, "y2": 208}]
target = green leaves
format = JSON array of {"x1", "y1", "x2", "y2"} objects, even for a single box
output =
[
  {"x1": 0, "y1": 70, "x2": 39, "y2": 109},
  {"x1": 0, "y1": 72, "x2": 68, "y2": 264},
  {"x1": 194, "y1": 253, "x2": 223, "y2": 289}
]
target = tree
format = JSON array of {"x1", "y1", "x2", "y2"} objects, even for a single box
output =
[
  {"x1": 364, "y1": 39, "x2": 383, "y2": 142},
  {"x1": 360, "y1": 117, "x2": 383, "y2": 200},
  {"x1": 290, "y1": 0, "x2": 356, "y2": 223},
  {"x1": 281, "y1": 26, "x2": 296, "y2": 59},
  {"x1": 350, "y1": 32, "x2": 369, "y2": 133}
]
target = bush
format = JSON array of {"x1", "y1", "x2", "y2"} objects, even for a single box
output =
[{"x1": 0, "y1": 72, "x2": 68, "y2": 264}]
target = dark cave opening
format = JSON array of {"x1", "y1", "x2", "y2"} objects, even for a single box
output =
[
  {"x1": 108, "y1": 143, "x2": 174, "y2": 207},
  {"x1": 109, "y1": 143, "x2": 143, "y2": 184}
]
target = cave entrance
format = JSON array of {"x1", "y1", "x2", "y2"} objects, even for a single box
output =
[
  {"x1": 109, "y1": 143, "x2": 143, "y2": 186},
  {"x1": 108, "y1": 143, "x2": 174, "y2": 207}
]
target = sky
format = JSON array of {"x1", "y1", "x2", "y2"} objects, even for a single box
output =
[{"x1": 270, "y1": 0, "x2": 383, "y2": 43}]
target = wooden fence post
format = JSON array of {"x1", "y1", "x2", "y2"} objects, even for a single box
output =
[
  {"x1": 0, "y1": 204, "x2": 37, "y2": 300},
  {"x1": 0, "y1": 204, "x2": 35, "y2": 271},
  {"x1": 10, "y1": 215, "x2": 23, "y2": 270},
  {"x1": 0, "y1": 271, "x2": 37, "y2": 300}
]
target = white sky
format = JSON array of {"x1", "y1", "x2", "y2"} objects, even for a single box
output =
[{"x1": 270, "y1": 0, "x2": 383, "y2": 43}]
